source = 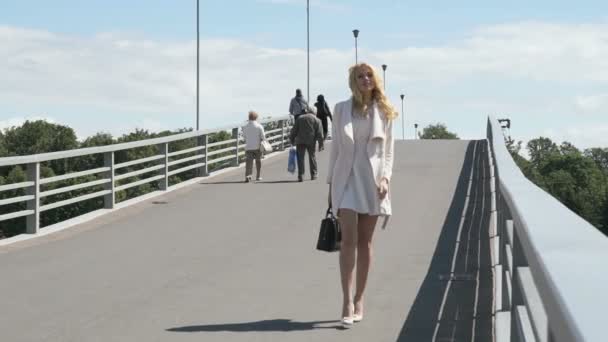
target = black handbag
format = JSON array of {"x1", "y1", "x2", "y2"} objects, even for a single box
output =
[{"x1": 316, "y1": 207, "x2": 341, "y2": 252}]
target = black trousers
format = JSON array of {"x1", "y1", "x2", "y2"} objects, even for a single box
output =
[
  {"x1": 320, "y1": 118, "x2": 329, "y2": 140},
  {"x1": 296, "y1": 144, "x2": 317, "y2": 178}
]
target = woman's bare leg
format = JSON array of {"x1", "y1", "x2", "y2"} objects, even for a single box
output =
[
  {"x1": 354, "y1": 214, "x2": 378, "y2": 317},
  {"x1": 338, "y1": 209, "x2": 358, "y2": 318}
]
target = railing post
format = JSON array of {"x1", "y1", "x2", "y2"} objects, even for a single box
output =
[
  {"x1": 198, "y1": 134, "x2": 208, "y2": 177},
  {"x1": 158, "y1": 143, "x2": 169, "y2": 190},
  {"x1": 510, "y1": 227, "x2": 529, "y2": 342},
  {"x1": 502, "y1": 218, "x2": 513, "y2": 312},
  {"x1": 25, "y1": 162, "x2": 40, "y2": 234},
  {"x1": 280, "y1": 120, "x2": 285, "y2": 150},
  {"x1": 103, "y1": 152, "x2": 115, "y2": 209},
  {"x1": 232, "y1": 127, "x2": 240, "y2": 167}
]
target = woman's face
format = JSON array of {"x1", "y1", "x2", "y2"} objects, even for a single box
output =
[{"x1": 355, "y1": 66, "x2": 375, "y2": 96}]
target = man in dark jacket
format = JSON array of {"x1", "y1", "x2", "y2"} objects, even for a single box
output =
[
  {"x1": 289, "y1": 89, "x2": 310, "y2": 122},
  {"x1": 290, "y1": 109, "x2": 324, "y2": 182}
]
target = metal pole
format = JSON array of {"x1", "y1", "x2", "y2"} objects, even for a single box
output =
[
  {"x1": 307, "y1": 0, "x2": 310, "y2": 103},
  {"x1": 382, "y1": 64, "x2": 387, "y2": 91},
  {"x1": 355, "y1": 37, "x2": 358, "y2": 64},
  {"x1": 196, "y1": 0, "x2": 200, "y2": 131},
  {"x1": 353, "y1": 29, "x2": 359, "y2": 64},
  {"x1": 400, "y1": 94, "x2": 405, "y2": 140}
]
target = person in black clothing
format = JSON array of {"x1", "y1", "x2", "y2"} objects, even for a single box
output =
[{"x1": 314, "y1": 94, "x2": 333, "y2": 145}]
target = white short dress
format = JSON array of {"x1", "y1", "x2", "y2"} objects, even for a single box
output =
[{"x1": 338, "y1": 111, "x2": 382, "y2": 215}]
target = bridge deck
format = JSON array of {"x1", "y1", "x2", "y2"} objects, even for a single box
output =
[{"x1": 0, "y1": 140, "x2": 493, "y2": 342}]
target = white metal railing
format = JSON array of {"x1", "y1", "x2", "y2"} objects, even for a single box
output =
[
  {"x1": 0, "y1": 116, "x2": 292, "y2": 236},
  {"x1": 486, "y1": 116, "x2": 608, "y2": 342}
]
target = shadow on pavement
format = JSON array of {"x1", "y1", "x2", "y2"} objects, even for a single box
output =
[
  {"x1": 396, "y1": 140, "x2": 493, "y2": 342},
  {"x1": 167, "y1": 319, "x2": 340, "y2": 333},
  {"x1": 199, "y1": 180, "x2": 302, "y2": 185},
  {"x1": 199, "y1": 181, "x2": 245, "y2": 185},
  {"x1": 256, "y1": 180, "x2": 301, "y2": 184}
]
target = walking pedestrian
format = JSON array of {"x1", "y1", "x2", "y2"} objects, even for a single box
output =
[
  {"x1": 289, "y1": 89, "x2": 310, "y2": 122},
  {"x1": 326, "y1": 62, "x2": 397, "y2": 327},
  {"x1": 242, "y1": 111, "x2": 266, "y2": 182},
  {"x1": 289, "y1": 109, "x2": 324, "y2": 182},
  {"x1": 314, "y1": 94, "x2": 333, "y2": 144}
]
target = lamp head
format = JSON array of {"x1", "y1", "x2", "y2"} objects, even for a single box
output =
[
  {"x1": 382, "y1": 64, "x2": 387, "y2": 71},
  {"x1": 352, "y1": 29, "x2": 359, "y2": 38},
  {"x1": 400, "y1": 94, "x2": 404, "y2": 100},
  {"x1": 498, "y1": 118, "x2": 511, "y2": 129}
]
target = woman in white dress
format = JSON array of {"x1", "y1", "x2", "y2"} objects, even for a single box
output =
[{"x1": 326, "y1": 62, "x2": 397, "y2": 327}]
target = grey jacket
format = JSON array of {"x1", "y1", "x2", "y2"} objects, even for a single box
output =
[
  {"x1": 289, "y1": 96, "x2": 310, "y2": 116},
  {"x1": 290, "y1": 113, "x2": 324, "y2": 146}
]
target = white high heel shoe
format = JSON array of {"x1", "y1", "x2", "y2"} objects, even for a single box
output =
[
  {"x1": 341, "y1": 316, "x2": 354, "y2": 328},
  {"x1": 353, "y1": 301, "x2": 363, "y2": 322},
  {"x1": 342, "y1": 303, "x2": 354, "y2": 328}
]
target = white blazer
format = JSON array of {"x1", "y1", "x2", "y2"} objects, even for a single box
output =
[{"x1": 326, "y1": 98, "x2": 395, "y2": 222}]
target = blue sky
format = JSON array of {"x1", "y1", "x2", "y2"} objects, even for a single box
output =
[{"x1": 2, "y1": 0, "x2": 608, "y2": 149}]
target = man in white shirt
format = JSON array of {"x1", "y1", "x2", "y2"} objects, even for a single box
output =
[{"x1": 242, "y1": 111, "x2": 266, "y2": 182}]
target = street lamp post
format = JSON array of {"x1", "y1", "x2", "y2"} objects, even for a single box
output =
[
  {"x1": 414, "y1": 123, "x2": 418, "y2": 139},
  {"x1": 306, "y1": 0, "x2": 310, "y2": 103},
  {"x1": 400, "y1": 94, "x2": 404, "y2": 140},
  {"x1": 352, "y1": 29, "x2": 359, "y2": 64},
  {"x1": 196, "y1": 0, "x2": 200, "y2": 130},
  {"x1": 382, "y1": 64, "x2": 387, "y2": 90}
]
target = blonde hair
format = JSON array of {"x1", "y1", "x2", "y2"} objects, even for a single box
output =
[
  {"x1": 248, "y1": 111, "x2": 259, "y2": 121},
  {"x1": 348, "y1": 63, "x2": 398, "y2": 120}
]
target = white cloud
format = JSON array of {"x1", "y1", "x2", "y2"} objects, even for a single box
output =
[
  {"x1": 575, "y1": 94, "x2": 608, "y2": 112},
  {"x1": 540, "y1": 124, "x2": 608, "y2": 149},
  {"x1": 375, "y1": 21, "x2": 608, "y2": 83},
  {"x1": 1, "y1": 22, "x2": 608, "y2": 148}
]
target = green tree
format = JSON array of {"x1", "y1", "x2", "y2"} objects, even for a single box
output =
[
  {"x1": 521, "y1": 138, "x2": 607, "y2": 235},
  {"x1": 71, "y1": 133, "x2": 115, "y2": 172},
  {"x1": 527, "y1": 137, "x2": 559, "y2": 166},
  {"x1": 3, "y1": 120, "x2": 79, "y2": 176},
  {"x1": 0, "y1": 131, "x2": 7, "y2": 157},
  {"x1": 3, "y1": 120, "x2": 78, "y2": 156},
  {"x1": 0, "y1": 166, "x2": 28, "y2": 238},
  {"x1": 538, "y1": 152, "x2": 607, "y2": 232},
  {"x1": 559, "y1": 141, "x2": 580, "y2": 156},
  {"x1": 505, "y1": 137, "x2": 532, "y2": 174},
  {"x1": 419, "y1": 123, "x2": 459, "y2": 139},
  {"x1": 584, "y1": 148, "x2": 608, "y2": 173}
]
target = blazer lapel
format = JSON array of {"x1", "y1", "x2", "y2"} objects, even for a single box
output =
[
  {"x1": 370, "y1": 103, "x2": 386, "y2": 141},
  {"x1": 367, "y1": 102, "x2": 387, "y2": 163}
]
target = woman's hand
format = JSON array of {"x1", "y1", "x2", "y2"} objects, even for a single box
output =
[{"x1": 378, "y1": 178, "x2": 389, "y2": 199}]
